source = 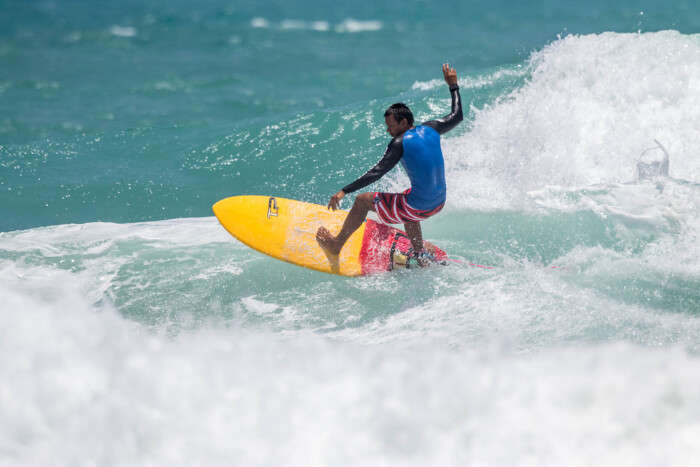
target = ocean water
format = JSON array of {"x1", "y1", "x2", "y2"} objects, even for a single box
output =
[{"x1": 2, "y1": 1, "x2": 700, "y2": 465}]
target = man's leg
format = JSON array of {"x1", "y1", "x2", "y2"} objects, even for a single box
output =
[
  {"x1": 403, "y1": 221, "x2": 424, "y2": 253},
  {"x1": 316, "y1": 192, "x2": 375, "y2": 255},
  {"x1": 405, "y1": 221, "x2": 434, "y2": 267}
]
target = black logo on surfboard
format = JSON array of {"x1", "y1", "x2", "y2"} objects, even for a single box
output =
[{"x1": 267, "y1": 197, "x2": 279, "y2": 219}]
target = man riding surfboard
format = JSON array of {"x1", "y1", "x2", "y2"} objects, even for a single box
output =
[{"x1": 317, "y1": 63, "x2": 463, "y2": 265}]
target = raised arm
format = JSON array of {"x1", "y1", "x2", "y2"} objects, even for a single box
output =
[{"x1": 423, "y1": 63, "x2": 463, "y2": 135}]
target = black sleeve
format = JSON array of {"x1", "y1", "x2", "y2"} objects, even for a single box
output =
[
  {"x1": 342, "y1": 137, "x2": 404, "y2": 194},
  {"x1": 422, "y1": 84, "x2": 463, "y2": 135}
]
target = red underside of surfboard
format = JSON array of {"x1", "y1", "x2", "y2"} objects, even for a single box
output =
[{"x1": 358, "y1": 220, "x2": 448, "y2": 275}]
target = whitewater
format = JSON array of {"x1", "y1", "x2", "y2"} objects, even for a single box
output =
[{"x1": 2, "y1": 14, "x2": 700, "y2": 467}]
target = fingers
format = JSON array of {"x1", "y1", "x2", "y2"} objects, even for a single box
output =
[
  {"x1": 326, "y1": 190, "x2": 345, "y2": 210},
  {"x1": 442, "y1": 62, "x2": 457, "y2": 85},
  {"x1": 327, "y1": 195, "x2": 338, "y2": 211}
]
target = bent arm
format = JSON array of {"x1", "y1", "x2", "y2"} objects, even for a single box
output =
[
  {"x1": 342, "y1": 137, "x2": 403, "y2": 194},
  {"x1": 423, "y1": 85, "x2": 463, "y2": 135}
]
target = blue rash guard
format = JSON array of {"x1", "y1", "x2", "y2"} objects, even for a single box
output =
[
  {"x1": 400, "y1": 125, "x2": 446, "y2": 210},
  {"x1": 342, "y1": 84, "x2": 463, "y2": 210}
]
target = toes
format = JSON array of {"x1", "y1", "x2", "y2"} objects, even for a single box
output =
[{"x1": 316, "y1": 227, "x2": 328, "y2": 240}]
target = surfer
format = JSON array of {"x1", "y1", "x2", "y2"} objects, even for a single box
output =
[{"x1": 317, "y1": 63, "x2": 462, "y2": 264}]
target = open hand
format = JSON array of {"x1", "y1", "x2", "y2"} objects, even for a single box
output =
[
  {"x1": 327, "y1": 190, "x2": 345, "y2": 210},
  {"x1": 442, "y1": 63, "x2": 458, "y2": 87}
]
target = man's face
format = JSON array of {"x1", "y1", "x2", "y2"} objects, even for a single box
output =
[{"x1": 385, "y1": 114, "x2": 409, "y2": 137}]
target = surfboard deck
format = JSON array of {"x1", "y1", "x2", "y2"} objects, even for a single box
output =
[{"x1": 212, "y1": 195, "x2": 448, "y2": 276}]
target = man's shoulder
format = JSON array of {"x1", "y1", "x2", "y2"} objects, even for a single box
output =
[
  {"x1": 389, "y1": 135, "x2": 404, "y2": 147},
  {"x1": 416, "y1": 123, "x2": 440, "y2": 136}
]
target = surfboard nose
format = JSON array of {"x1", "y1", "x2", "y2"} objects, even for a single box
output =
[
  {"x1": 212, "y1": 195, "x2": 248, "y2": 219},
  {"x1": 211, "y1": 198, "x2": 228, "y2": 218},
  {"x1": 210, "y1": 195, "x2": 365, "y2": 276}
]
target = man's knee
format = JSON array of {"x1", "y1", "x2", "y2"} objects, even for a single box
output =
[{"x1": 355, "y1": 192, "x2": 374, "y2": 209}]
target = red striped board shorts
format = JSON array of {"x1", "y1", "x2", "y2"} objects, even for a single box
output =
[{"x1": 372, "y1": 189, "x2": 444, "y2": 224}]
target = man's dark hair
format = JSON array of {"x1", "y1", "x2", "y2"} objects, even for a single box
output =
[{"x1": 384, "y1": 103, "x2": 414, "y2": 126}]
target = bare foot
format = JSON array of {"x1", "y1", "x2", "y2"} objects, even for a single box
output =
[
  {"x1": 414, "y1": 249, "x2": 434, "y2": 268},
  {"x1": 316, "y1": 226, "x2": 342, "y2": 255}
]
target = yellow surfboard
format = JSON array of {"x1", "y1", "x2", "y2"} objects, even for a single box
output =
[{"x1": 212, "y1": 195, "x2": 448, "y2": 276}]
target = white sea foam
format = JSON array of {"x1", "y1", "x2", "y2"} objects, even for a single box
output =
[
  {"x1": 249, "y1": 18, "x2": 378, "y2": 33},
  {"x1": 311, "y1": 21, "x2": 330, "y2": 32},
  {"x1": 250, "y1": 17, "x2": 269, "y2": 28},
  {"x1": 0, "y1": 218, "x2": 238, "y2": 311},
  {"x1": 335, "y1": 19, "x2": 382, "y2": 33},
  {"x1": 0, "y1": 217, "x2": 229, "y2": 251},
  {"x1": 0, "y1": 203, "x2": 698, "y2": 465},
  {"x1": 411, "y1": 67, "x2": 525, "y2": 91},
  {"x1": 437, "y1": 31, "x2": 700, "y2": 211},
  {"x1": 1, "y1": 263, "x2": 700, "y2": 466},
  {"x1": 109, "y1": 25, "x2": 137, "y2": 37},
  {"x1": 332, "y1": 250, "x2": 700, "y2": 347}
]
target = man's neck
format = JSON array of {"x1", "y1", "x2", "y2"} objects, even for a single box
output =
[{"x1": 397, "y1": 126, "x2": 416, "y2": 137}]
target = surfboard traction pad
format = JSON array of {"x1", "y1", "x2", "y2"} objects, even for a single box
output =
[{"x1": 360, "y1": 220, "x2": 448, "y2": 274}]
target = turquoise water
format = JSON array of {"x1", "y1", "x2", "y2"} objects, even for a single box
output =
[{"x1": 2, "y1": 1, "x2": 700, "y2": 465}]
